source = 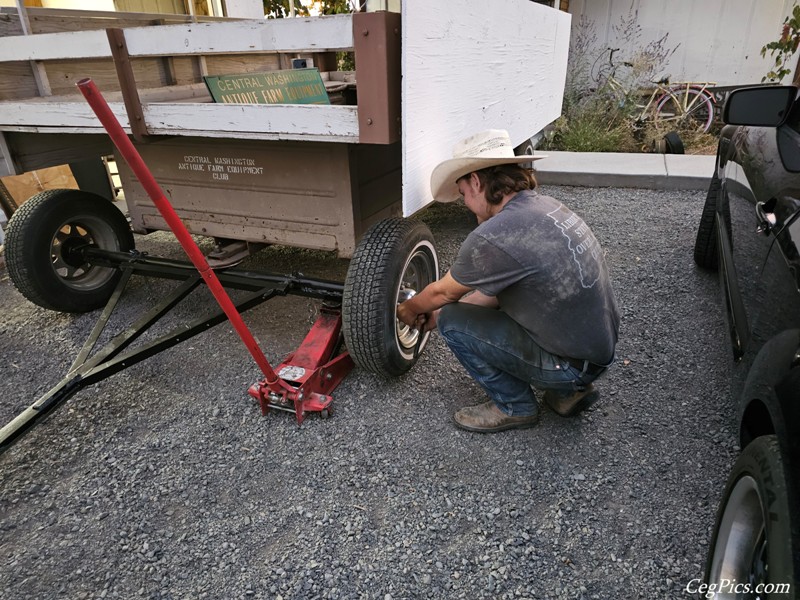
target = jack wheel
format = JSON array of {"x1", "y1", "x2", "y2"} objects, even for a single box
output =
[{"x1": 320, "y1": 408, "x2": 331, "y2": 420}]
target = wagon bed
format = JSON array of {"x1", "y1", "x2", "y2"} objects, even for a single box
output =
[{"x1": 0, "y1": 1, "x2": 569, "y2": 256}]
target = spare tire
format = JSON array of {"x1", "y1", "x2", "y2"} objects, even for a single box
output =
[{"x1": 342, "y1": 218, "x2": 439, "y2": 377}]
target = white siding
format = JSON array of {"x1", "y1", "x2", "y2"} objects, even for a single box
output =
[{"x1": 569, "y1": 0, "x2": 798, "y2": 86}]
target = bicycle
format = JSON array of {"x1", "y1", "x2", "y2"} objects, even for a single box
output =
[{"x1": 589, "y1": 48, "x2": 716, "y2": 133}]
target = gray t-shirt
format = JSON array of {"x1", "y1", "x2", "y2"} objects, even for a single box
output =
[{"x1": 450, "y1": 190, "x2": 619, "y2": 364}]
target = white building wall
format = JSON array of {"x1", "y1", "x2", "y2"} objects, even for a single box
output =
[{"x1": 569, "y1": 0, "x2": 798, "y2": 86}]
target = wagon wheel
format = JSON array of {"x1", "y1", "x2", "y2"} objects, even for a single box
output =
[
  {"x1": 5, "y1": 189, "x2": 134, "y2": 313},
  {"x1": 342, "y1": 218, "x2": 439, "y2": 377}
]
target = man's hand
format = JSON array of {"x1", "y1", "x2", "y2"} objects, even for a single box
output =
[
  {"x1": 396, "y1": 300, "x2": 419, "y2": 327},
  {"x1": 395, "y1": 271, "x2": 473, "y2": 329}
]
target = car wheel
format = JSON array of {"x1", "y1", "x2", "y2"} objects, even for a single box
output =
[
  {"x1": 5, "y1": 189, "x2": 134, "y2": 312},
  {"x1": 694, "y1": 174, "x2": 721, "y2": 270},
  {"x1": 342, "y1": 218, "x2": 439, "y2": 377},
  {"x1": 705, "y1": 436, "x2": 796, "y2": 592}
]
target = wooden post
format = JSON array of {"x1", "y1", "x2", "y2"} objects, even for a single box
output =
[
  {"x1": 15, "y1": 0, "x2": 52, "y2": 97},
  {"x1": 353, "y1": 11, "x2": 401, "y2": 144},
  {"x1": 186, "y1": 0, "x2": 209, "y2": 76},
  {"x1": 107, "y1": 28, "x2": 148, "y2": 141}
]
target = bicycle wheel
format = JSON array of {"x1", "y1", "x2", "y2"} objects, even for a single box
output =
[{"x1": 655, "y1": 87, "x2": 714, "y2": 133}]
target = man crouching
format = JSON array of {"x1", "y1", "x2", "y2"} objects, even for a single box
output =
[{"x1": 397, "y1": 129, "x2": 619, "y2": 433}]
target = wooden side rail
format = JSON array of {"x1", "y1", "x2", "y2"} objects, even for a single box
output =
[{"x1": 0, "y1": 11, "x2": 400, "y2": 144}]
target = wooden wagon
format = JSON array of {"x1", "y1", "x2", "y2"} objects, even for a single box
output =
[{"x1": 0, "y1": 0, "x2": 569, "y2": 446}]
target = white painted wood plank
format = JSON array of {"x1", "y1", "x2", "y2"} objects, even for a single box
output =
[
  {"x1": 0, "y1": 29, "x2": 111, "y2": 61},
  {"x1": 123, "y1": 16, "x2": 354, "y2": 56},
  {"x1": 401, "y1": 0, "x2": 570, "y2": 216},
  {"x1": 143, "y1": 104, "x2": 359, "y2": 139},
  {"x1": 0, "y1": 100, "x2": 358, "y2": 142},
  {"x1": 0, "y1": 14, "x2": 353, "y2": 63},
  {"x1": 0, "y1": 100, "x2": 130, "y2": 128}
]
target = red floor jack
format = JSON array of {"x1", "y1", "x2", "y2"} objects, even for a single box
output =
[
  {"x1": 0, "y1": 80, "x2": 354, "y2": 454},
  {"x1": 76, "y1": 79, "x2": 354, "y2": 425}
]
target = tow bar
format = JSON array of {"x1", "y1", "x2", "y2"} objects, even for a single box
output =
[{"x1": 0, "y1": 79, "x2": 354, "y2": 454}]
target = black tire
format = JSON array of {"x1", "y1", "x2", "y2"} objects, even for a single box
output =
[
  {"x1": 694, "y1": 175, "x2": 721, "y2": 270},
  {"x1": 705, "y1": 436, "x2": 797, "y2": 595},
  {"x1": 663, "y1": 131, "x2": 685, "y2": 154},
  {"x1": 342, "y1": 218, "x2": 439, "y2": 377},
  {"x1": 5, "y1": 189, "x2": 134, "y2": 312}
]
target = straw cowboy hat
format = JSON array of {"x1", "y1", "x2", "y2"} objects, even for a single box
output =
[{"x1": 430, "y1": 129, "x2": 546, "y2": 202}]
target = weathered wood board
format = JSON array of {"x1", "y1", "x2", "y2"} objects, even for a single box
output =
[{"x1": 401, "y1": 0, "x2": 570, "y2": 215}]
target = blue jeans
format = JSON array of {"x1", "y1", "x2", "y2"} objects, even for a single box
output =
[{"x1": 437, "y1": 303, "x2": 607, "y2": 417}]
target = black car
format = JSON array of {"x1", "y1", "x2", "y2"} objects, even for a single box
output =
[{"x1": 694, "y1": 84, "x2": 800, "y2": 596}]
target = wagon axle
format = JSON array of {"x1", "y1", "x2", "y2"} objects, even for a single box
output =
[{"x1": 0, "y1": 244, "x2": 354, "y2": 454}]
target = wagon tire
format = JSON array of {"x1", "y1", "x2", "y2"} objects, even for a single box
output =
[
  {"x1": 342, "y1": 218, "x2": 439, "y2": 377},
  {"x1": 5, "y1": 189, "x2": 134, "y2": 313},
  {"x1": 694, "y1": 174, "x2": 722, "y2": 270},
  {"x1": 704, "y1": 436, "x2": 797, "y2": 591}
]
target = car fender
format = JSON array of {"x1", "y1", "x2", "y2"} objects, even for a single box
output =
[{"x1": 738, "y1": 329, "x2": 800, "y2": 548}]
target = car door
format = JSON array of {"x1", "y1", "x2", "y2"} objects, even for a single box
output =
[{"x1": 717, "y1": 95, "x2": 800, "y2": 385}]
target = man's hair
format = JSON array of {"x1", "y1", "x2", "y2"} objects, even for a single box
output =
[{"x1": 474, "y1": 164, "x2": 537, "y2": 205}]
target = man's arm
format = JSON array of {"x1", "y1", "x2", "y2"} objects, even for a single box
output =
[{"x1": 396, "y1": 271, "x2": 472, "y2": 327}]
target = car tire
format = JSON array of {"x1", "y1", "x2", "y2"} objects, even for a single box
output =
[
  {"x1": 694, "y1": 174, "x2": 721, "y2": 270},
  {"x1": 705, "y1": 435, "x2": 796, "y2": 592},
  {"x1": 5, "y1": 189, "x2": 134, "y2": 313},
  {"x1": 342, "y1": 218, "x2": 439, "y2": 377}
]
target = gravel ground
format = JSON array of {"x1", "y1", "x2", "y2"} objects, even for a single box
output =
[{"x1": 0, "y1": 185, "x2": 738, "y2": 600}]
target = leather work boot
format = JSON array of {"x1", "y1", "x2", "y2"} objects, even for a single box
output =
[
  {"x1": 453, "y1": 401, "x2": 539, "y2": 433},
  {"x1": 544, "y1": 385, "x2": 598, "y2": 417}
]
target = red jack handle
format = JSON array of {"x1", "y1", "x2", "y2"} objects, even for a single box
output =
[{"x1": 77, "y1": 78, "x2": 290, "y2": 391}]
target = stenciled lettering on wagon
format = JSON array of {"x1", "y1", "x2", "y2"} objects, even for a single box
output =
[
  {"x1": 203, "y1": 68, "x2": 330, "y2": 106},
  {"x1": 176, "y1": 155, "x2": 265, "y2": 181}
]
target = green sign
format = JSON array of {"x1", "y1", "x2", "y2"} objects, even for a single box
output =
[{"x1": 204, "y1": 68, "x2": 330, "y2": 105}]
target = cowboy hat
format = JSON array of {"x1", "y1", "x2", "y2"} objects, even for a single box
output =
[{"x1": 430, "y1": 129, "x2": 546, "y2": 202}]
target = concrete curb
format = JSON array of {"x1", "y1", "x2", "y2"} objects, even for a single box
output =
[{"x1": 533, "y1": 150, "x2": 716, "y2": 190}]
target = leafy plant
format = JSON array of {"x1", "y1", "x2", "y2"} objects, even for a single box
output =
[
  {"x1": 263, "y1": 0, "x2": 360, "y2": 19},
  {"x1": 761, "y1": 3, "x2": 800, "y2": 83},
  {"x1": 263, "y1": 0, "x2": 308, "y2": 19}
]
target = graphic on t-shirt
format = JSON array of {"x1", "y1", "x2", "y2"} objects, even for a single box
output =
[{"x1": 547, "y1": 204, "x2": 601, "y2": 288}]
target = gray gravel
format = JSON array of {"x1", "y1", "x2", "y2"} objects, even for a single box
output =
[{"x1": 0, "y1": 185, "x2": 737, "y2": 599}]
